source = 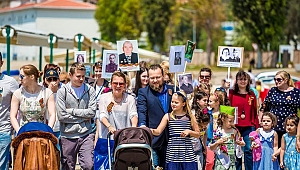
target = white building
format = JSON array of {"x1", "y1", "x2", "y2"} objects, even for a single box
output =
[{"x1": 0, "y1": 0, "x2": 99, "y2": 61}]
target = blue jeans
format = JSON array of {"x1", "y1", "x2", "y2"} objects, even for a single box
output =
[
  {"x1": 53, "y1": 131, "x2": 61, "y2": 152},
  {"x1": 0, "y1": 131, "x2": 11, "y2": 170},
  {"x1": 236, "y1": 126, "x2": 255, "y2": 170}
]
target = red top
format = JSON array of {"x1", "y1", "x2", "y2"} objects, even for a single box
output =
[{"x1": 229, "y1": 90, "x2": 259, "y2": 129}]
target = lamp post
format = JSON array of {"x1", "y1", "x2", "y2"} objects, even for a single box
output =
[
  {"x1": 2, "y1": 25, "x2": 15, "y2": 75},
  {"x1": 48, "y1": 33, "x2": 57, "y2": 64},
  {"x1": 75, "y1": 34, "x2": 84, "y2": 51},
  {"x1": 66, "y1": 49, "x2": 69, "y2": 72},
  {"x1": 92, "y1": 38, "x2": 99, "y2": 64},
  {"x1": 179, "y1": 7, "x2": 196, "y2": 43}
]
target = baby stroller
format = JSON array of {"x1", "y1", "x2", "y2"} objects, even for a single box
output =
[
  {"x1": 12, "y1": 122, "x2": 60, "y2": 170},
  {"x1": 110, "y1": 127, "x2": 153, "y2": 170}
]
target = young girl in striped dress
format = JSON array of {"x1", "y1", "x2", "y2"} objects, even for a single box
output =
[{"x1": 151, "y1": 90, "x2": 201, "y2": 170}]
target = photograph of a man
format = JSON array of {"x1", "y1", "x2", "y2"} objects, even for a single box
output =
[
  {"x1": 217, "y1": 46, "x2": 244, "y2": 68},
  {"x1": 105, "y1": 54, "x2": 118, "y2": 73},
  {"x1": 220, "y1": 48, "x2": 230, "y2": 61},
  {"x1": 174, "y1": 52, "x2": 181, "y2": 65},
  {"x1": 179, "y1": 74, "x2": 193, "y2": 94},
  {"x1": 231, "y1": 48, "x2": 241, "y2": 62},
  {"x1": 119, "y1": 41, "x2": 138, "y2": 65}
]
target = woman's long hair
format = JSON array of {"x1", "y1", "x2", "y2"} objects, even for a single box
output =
[
  {"x1": 276, "y1": 70, "x2": 294, "y2": 87},
  {"x1": 191, "y1": 91, "x2": 208, "y2": 112},
  {"x1": 233, "y1": 70, "x2": 251, "y2": 94},
  {"x1": 134, "y1": 66, "x2": 148, "y2": 95}
]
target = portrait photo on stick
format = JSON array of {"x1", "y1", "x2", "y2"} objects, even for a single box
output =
[
  {"x1": 102, "y1": 50, "x2": 119, "y2": 78},
  {"x1": 117, "y1": 40, "x2": 140, "y2": 72}
]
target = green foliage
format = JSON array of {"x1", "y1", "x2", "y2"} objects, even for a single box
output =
[
  {"x1": 231, "y1": 0, "x2": 286, "y2": 51},
  {"x1": 232, "y1": 22, "x2": 253, "y2": 51},
  {"x1": 140, "y1": 0, "x2": 175, "y2": 52},
  {"x1": 285, "y1": 0, "x2": 300, "y2": 47},
  {"x1": 164, "y1": 3, "x2": 195, "y2": 49},
  {"x1": 95, "y1": 0, "x2": 142, "y2": 42},
  {"x1": 116, "y1": 0, "x2": 142, "y2": 40}
]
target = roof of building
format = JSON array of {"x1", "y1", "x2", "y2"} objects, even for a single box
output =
[{"x1": 0, "y1": 0, "x2": 96, "y2": 13}]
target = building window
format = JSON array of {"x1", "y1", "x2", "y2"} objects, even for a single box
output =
[{"x1": 18, "y1": 16, "x2": 23, "y2": 24}]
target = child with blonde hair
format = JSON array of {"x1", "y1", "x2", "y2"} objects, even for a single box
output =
[{"x1": 151, "y1": 90, "x2": 200, "y2": 170}]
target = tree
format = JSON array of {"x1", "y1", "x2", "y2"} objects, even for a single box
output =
[
  {"x1": 165, "y1": 3, "x2": 194, "y2": 48},
  {"x1": 232, "y1": 22, "x2": 253, "y2": 51},
  {"x1": 188, "y1": 0, "x2": 227, "y2": 65},
  {"x1": 94, "y1": 0, "x2": 142, "y2": 42},
  {"x1": 141, "y1": 0, "x2": 175, "y2": 52},
  {"x1": 285, "y1": 0, "x2": 300, "y2": 49},
  {"x1": 231, "y1": 0, "x2": 286, "y2": 68},
  {"x1": 116, "y1": 0, "x2": 142, "y2": 40}
]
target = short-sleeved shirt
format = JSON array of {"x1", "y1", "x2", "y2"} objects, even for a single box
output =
[
  {"x1": 0, "y1": 74, "x2": 19, "y2": 132},
  {"x1": 98, "y1": 92, "x2": 138, "y2": 138}
]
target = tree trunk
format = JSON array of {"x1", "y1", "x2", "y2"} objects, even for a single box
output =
[
  {"x1": 205, "y1": 20, "x2": 212, "y2": 66},
  {"x1": 256, "y1": 47, "x2": 262, "y2": 68},
  {"x1": 270, "y1": 50, "x2": 278, "y2": 68},
  {"x1": 206, "y1": 35, "x2": 212, "y2": 66}
]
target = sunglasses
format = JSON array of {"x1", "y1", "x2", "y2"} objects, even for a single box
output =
[
  {"x1": 46, "y1": 77, "x2": 58, "y2": 82},
  {"x1": 94, "y1": 62, "x2": 102, "y2": 67},
  {"x1": 215, "y1": 87, "x2": 226, "y2": 92},
  {"x1": 19, "y1": 74, "x2": 25, "y2": 80},
  {"x1": 199, "y1": 75, "x2": 211, "y2": 80},
  {"x1": 60, "y1": 80, "x2": 66, "y2": 83},
  {"x1": 274, "y1": 78, "x2": 283, "y2": 82},
  {"x1": 112, "y1": 82, "x2": 125, "y2": 87}
]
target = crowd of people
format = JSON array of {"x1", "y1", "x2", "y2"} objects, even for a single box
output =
[{"x1": 1, "y1": 51, "x2": 300, "y2": 170}]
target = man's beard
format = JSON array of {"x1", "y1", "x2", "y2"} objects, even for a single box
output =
[{"x1": 150, "y1": 83, "x2": 163, "y2": 92}]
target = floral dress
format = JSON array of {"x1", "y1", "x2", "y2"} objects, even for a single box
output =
[
  {"x1": 283, "y1": 133, "x2": 300, "y2": 170},
  {"x1": 212, "y1": 127, "x2": 236, "y2": 170},
  {"x1": 14, "y1": 86, "x2": 52, "y2": 127}
]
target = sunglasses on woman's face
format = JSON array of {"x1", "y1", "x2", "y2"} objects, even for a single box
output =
[
  {"x1": 274, "y1": 78, "x2": 283, "y2": 82},
  {"x1": 19, "y1": 74, "x2": 25, "y2": 80},
  {"x1": 112, "y1": 82, "x2": 125, "y2": 87},
  {"x1": 215, "y1": 87, "x2": 226, "y2": 92},
  {"x1": 60, "y1": 80, "x2": 66, "y2": 83},
  {"x1": 46, "y1": 77, "x2": 58, "y2": 82}
]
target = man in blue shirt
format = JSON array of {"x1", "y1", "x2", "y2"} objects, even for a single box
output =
[{"x1": 137, "y1": 64, "x2": 174, "y2": 169}]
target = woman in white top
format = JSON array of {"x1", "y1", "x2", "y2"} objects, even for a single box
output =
[
  {"x1": 96, "y1": 71, "x2": 138, "y2": 140},
  {"x1": 10, "y1": 64, "x2": 56, "y2": 133}
]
